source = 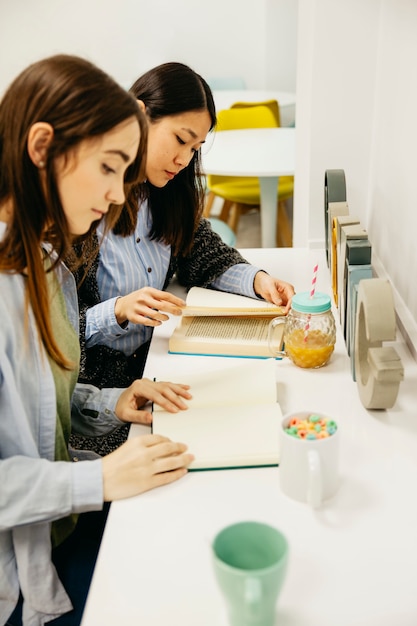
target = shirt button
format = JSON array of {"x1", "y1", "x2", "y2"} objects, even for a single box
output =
[
  {"x1": 136, "y1": 237, "x2": 140, "y2": 243},
  {"x1": 147, "y1": 267, "x2": 152, "y2": 273}
]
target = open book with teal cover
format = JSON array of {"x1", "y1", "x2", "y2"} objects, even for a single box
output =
[
  {"x1": 152, "y1": 359, "x2": 281, "y2": 471},
  {"x1": 169, "y1": 287, "x2": 285, "y2": 358}
]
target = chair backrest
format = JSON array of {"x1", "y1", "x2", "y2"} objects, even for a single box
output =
[
  {"x1": 207, "y1": 105, "x2": 280, "y2": 189},
  {"x1": 231, "y1": 99, "x2": 281, "y2": 127},
  {"x1": 215, "y1": 104, "x2": 279, "y2": 132}
]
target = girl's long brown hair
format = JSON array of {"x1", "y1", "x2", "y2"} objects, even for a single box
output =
[{"x1": 0, "y1": 54, "x2": 147, "y2": 368}]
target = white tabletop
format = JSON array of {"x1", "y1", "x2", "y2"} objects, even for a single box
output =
[
  {"x1": 202, "y1": 128, "x2": 295, "y2": 248},
  {"x1": 202, "y1": 127, "x2": 295, "y2": 177},
  {"x1": 212, "y1": 90, "x2": 296, "y2": 128},
  {"x1": 82, "y1": 248, "x2": 417, "y2": 626}
]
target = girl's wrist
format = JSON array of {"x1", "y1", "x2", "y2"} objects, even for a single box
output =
[{"x1": 114, "y1": 297, "x2": 128, "y2": 327}]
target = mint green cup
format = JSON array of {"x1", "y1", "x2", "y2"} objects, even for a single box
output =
[{"x1": 212, "y1": 521, "x2": 289, "y2": 626}]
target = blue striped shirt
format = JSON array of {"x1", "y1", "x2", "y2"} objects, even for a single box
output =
[{"x1": 85, "y1": 202, "x2": 260, "y2": 357}]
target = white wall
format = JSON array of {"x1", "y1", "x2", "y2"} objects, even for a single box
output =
[
  {"x1": 265, "y1": 0, "x2": 298, "y2": 91},
  {"x1": 369, "y1": 0, "x2": 417, "y2": 352},
  {"x1": 294, "y1": 0, "x2": 417, "y2": 352},
  {"x1": 294, "y1": 0, "x2": 380, "y2": 247},
  {"x1": 0, "y1": 0, "x2": 298, "y2": 95}
]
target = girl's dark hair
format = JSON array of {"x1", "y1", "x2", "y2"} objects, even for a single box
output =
[
  {"x1": 0, "y1": 54, "x2": 147, "y2": 368},
  {"x1": 114, "y1": 61, "x2": 216, "y2": 255}
]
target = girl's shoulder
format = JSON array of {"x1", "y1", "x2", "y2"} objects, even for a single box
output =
[{"x1": 0, "y1": 270, "x2": 25, "y2": 301}]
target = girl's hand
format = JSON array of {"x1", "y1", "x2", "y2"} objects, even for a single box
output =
[
  {"x1": 253, "y1": 271, "x2": 295, "y2": 313},
  {"x1": 102, "y1": 433, "x2": 194, "y2": 500},
  {"x1": 114, "y1": 287, "x2": 185, "y2": 327},
  {"x1": 115, "y1": 378, "x2": 192, "y2": 425}
]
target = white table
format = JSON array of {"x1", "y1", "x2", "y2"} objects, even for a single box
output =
[
  {"x1": 81, "y1": 248, "x2": 417, "y2": 626},
  {"x1": 212, "y1": 90, "x2": 296, "y2": 128},
  {"x1": 202, "y1": 127, "x2": 295, "y2": 248}
]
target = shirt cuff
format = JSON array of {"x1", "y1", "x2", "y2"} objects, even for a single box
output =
[
  {"x1": 212, "y1": 263, "x2": 263, "y2": 298},
  {"x1": 71, "y1": 384, "x2": 125, "y2": 437},
  {"x1": 86, "y1": 297, "x2": 129, "y2": 347},
  {"x1": 71, "y1": 458, "x2": 104, "y2": 513}
]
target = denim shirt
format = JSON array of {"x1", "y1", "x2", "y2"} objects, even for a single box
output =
[
  {"x1": 86, "y1": 204, "x2": 260, "y2": 356},
  {"x1": 0, "y1": 235, "x2": 125, "y2": 625}
]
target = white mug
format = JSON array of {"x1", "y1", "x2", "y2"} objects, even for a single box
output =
[{"x1": 279, "y1": 411, "x2": 339, "y2": 508}]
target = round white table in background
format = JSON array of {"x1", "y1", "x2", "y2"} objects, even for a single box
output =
[{"x1": 202, "y1": 127, "x2": 296, "y2": 248}]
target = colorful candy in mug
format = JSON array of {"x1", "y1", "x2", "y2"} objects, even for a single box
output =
[{"x1": 284, "y1": 414, "x2": 338, "y2": 440}]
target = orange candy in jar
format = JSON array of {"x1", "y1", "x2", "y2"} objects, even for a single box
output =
[{"x1": 284, "y1": 292, "x2": 336, "y2": 368}]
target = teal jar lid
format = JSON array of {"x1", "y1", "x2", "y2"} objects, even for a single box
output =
[{"x1": 291, "y1": 291, "x2": 331, "y2": 313}]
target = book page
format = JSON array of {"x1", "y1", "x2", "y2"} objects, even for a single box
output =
[
  {"x1": 152, "y1": 402, "x2": 282, "y2": 470},
  {"x1": 153, "y1": 358, "x2": 277, "y2": 411},
  {"x1": 183, "y1": 286, "x2": 284, "y2": 317},
  {"x1": 168, "y1": 315, "x2": 284, "y2": 358}
]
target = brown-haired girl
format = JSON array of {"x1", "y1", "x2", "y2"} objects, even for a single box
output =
[{"x1": 0, "y1": 54, "x2": 193, "y2": 626}]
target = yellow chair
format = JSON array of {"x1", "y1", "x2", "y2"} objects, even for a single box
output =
[
  {"x1": 203, "y1": 104, "x2": 294, "y2": 247},
  {"x1": 231, "y1": 99, "x2": 281, "y2": 126}
]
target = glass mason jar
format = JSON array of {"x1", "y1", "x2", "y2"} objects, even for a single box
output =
[{"x1": 269, "y1": 292, "x2": 336, "y2": 368}]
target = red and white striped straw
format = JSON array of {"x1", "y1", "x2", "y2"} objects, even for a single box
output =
[
  {"x1": 304, "y1": 262, "x2": 319, "y2": 342},
  {"x1": 303, "y1": 316, "x2": 311, "y2": 342},
  {"x1": 309, "y1": 262, "x2": 319, "y2": 299}
]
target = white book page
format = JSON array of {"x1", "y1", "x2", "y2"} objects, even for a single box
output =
[
  {"x1": 152, "y1": 402, "x2": 282, "y2": 470},
  {"x1": 183, "y1": 286, "x2": 282, "y2": 315},
  {"x1": 153, "y1": 358, "x2": 277, "y2": 411},
  {"x1": 180, "y1": 316, "x2": 272, "y2": 343}
]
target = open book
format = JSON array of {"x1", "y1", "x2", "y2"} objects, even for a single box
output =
[
  {"x1": 169, "y1": 287, "x2": 285, "y2": 358},
  {"x1": 152, "y1": 359, "x2": 282, "y2": 471}
]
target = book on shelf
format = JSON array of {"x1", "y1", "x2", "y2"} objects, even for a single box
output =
[
  {"x1": 168, "y1": 287, "x2": 285, "y2": 358},
  {"x1": 152, "y1": 359, "x2": 282, "y2": 471}
]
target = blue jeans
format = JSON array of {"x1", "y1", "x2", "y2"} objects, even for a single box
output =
[{"x1": 7, "y1": 504, "x2": 110, "y2": 626}]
